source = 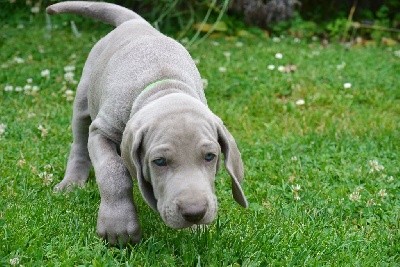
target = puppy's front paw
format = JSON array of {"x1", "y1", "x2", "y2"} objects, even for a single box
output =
[
  {"x1": 53, "y1": 177, "x2": 86, "y2": 192},
  {"x1": 97, "y1": 200, "x2": 141, "y2": 246}
]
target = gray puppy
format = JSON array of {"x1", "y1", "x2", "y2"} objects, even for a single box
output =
[{"x1": 47, "y1": 1, "x2": 248, "y2": 245}]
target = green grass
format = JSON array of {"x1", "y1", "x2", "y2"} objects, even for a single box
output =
[{"x1": 1, "y1": 11, "x2": 400, "y2": 266}]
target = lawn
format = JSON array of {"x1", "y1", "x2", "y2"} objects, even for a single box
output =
[{"x1": 1, "y1": 10, "x2": 399, "y2": 266}]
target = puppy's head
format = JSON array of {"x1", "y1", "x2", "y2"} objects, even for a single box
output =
[{"x1": 121, "y1": 94, "x2": 247, "y2": 228}]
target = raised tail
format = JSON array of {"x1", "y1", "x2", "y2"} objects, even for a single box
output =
[{"x1": 46, "y1": 1, "x2": 143, "y2": 27}]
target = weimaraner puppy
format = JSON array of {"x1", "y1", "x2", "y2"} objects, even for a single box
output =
[{"x1": 47, "y1": 1, "x2": 248, "y2": 245}]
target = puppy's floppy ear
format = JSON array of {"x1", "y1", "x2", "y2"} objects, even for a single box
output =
[
  {"x1": 121, "y1": 121, "x2": 158, "y2": 211},
  {"x1": 215, "y1": 118, "x2": 248, "y2": 208}
]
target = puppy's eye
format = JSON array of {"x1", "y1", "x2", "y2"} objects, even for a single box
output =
[
  {"x1": 204, "y1": 153, "x2": 216, "y2": 162},
  {"x1": 153, "y1": 157, "x2": 167, "y2": 166}
]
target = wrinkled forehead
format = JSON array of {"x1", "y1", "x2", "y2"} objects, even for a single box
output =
[{"x1": 145, "y1": 112, "x2": 218, "y2": 149}]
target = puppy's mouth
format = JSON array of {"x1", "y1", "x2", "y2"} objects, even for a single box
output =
[
  {"x1": 165, "y1": 219, "x2": 212, "y2": 229},
  {"x1": 158, "y1": 194, "x2": 218, "y2": 229},
  {"x1": 160, "y1": 206, "x2": 213, "y2": 229}
]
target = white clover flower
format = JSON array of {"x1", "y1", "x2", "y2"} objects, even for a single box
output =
[
  {"x1": 64, "y1": 65, "x2": 76, "y2": 72},
  {"x1": 311, "y1": 36, "x2": 319, "y2": 42},
  {"x1": 349, "y1": 190, "x2": 361, "y2": 202},
  {"x1": 64, "y1": 72, "x2": 75, "y2": 83},
  {"x1": 282, "y1": 65, "x2": 297, "y2": 73},
  {"x1": 64, "y1": 89, "x2": 75, "y2": 101},
  {"x1": 65, "y1": 89, "x2": 74, "y2": 96},
  {"x1": 295, "y1": 99, "x2": 305, "y2": 106},
  {"x1": 32, "y1": 85, "x2": 40, "y2": 92},
  {"x1": 4, "y1": 85, "x2": 13, "y2": 92},
  {"x1": 17, "y1": 157, "x2": 26, "y2": 167},
  {"x1": 275, "y1": 53, "x2": 283, "y2": 59},
  {"x1": 277, "y1": 65, "x2": 285, "y2": 72},
  {"x1": 31, "y1": 6, "x2": 40, "y2": 13},
  {"x1": 272, "y1": 37, "x2": 281, "y2": 43},
  {"x1": 41, "y1": 69, "x2": 50, "y2": 78},
  {"x1": 44, "y1": 164, "x2": 53, "y2": 170},
  {"x1": 39, "y1": 171, "x2": 54, "y2": 186},
  {"x1": 292, "y1": 184, "x2": 301, "y2": 191},
  {"x1": 24, "y1": 84, "x2": 32, "y2": 91},
  {"x1": 0, "y1": 123, "x2": 6, "y2": 136},
  {"x1": 291, "y1": 156, "x2": 298, "y2": 162},
  {"x1": 291, "y1": 183, "x2": 301, "y2": 200},
  {"x1": 193, "y1": 58, "x2": 200, "y2": 65},
  {"x1": 223, "y1": 51, "x2": 231, "y2": 59},
  {"x1": 26, "y1": 78, "x2": 33, "y2": 84},
  {"x1": 14, "y1": 57, "x2": 24, "y2": 64},
  {"x1": 368, "y1": 159, "x2": 384, "y2": 173},
  {"x1": 15, "y1": 86, "x2": 22, "y2": 92},
  {"x1": 38, "y1": 124, "x2": 48, "y2": 137},
  {"x1": 378, "y1": 189, "x2": 388, "y2": 198},
  {"x1": 293, "y1": 37, "x2": 301, "y2": 43},
  {"x1": 394, "y1": 50, "x2": 400, "y2": 57},
  {"x1": 343, "y1": 82, "x2": 352, "y2": 89},
  {"x1": 267, "y1": 64, "x2": 275, "y2": 70},
  {"x1": 9, "y1": 257, "x2": 19, "y2": 266},
  {"x1": 336, "y1": 62, "x2": 346, "y2": 70},
  {"x1": 218, "y1": 66, "x2": 227, "y2": 73},
  {"x1": 235, "y1": 41, "x2": 244, "y2": 47},
  {"x1": 212, "y1": 41, "x2": 220, "y2": 46}
]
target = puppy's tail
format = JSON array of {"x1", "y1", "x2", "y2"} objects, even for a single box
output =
[{"x1": 46, "y1": 1, "x2": 143, "y2": 27}]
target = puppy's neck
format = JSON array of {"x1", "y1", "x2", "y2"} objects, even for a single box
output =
[{"x1": 129, "y1": 79, "x2": 206, "y2": 117}]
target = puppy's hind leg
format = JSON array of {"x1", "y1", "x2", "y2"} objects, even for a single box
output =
[{"x1": 54, "y1": 81, "x2": 92, "y2": 191}]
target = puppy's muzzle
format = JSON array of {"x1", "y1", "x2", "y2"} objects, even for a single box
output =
[{"x1": 177, "y1": 198, "x2": 207, "y2": 223}]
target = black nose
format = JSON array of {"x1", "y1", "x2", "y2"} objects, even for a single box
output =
[{"x1": 178, "y1": 203, "x2": 207, "y2": 223}]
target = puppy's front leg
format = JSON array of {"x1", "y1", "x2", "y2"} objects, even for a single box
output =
[{"x1": 88, "y1": 127, "x2": 141, "y2": 245}]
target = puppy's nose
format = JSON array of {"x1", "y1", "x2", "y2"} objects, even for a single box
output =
[{"x1": 178, "y1": 202, "x2": 207, "y2": 223}]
